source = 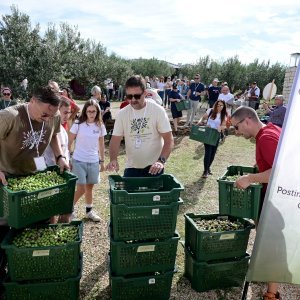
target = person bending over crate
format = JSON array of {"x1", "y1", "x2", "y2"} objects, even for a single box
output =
[
  {"x1": 231, "y1": 106, "x2": 282, "y2": 300},
  {"x1": 0, "y1": 86, "x2": 68, "y2": 286},
  {"x1": 106, "y1": 75, "x2": 174, "y2": 177}
]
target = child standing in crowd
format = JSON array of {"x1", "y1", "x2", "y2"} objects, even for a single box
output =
[{"x1": 68, "y1": 99, "x2": 106, "y2": 222}]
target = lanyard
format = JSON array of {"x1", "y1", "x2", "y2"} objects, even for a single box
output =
[
  {"x1": 194, "y1": 83, "x2": 201, "y2": 92},
  {"x1": 132, "y1": 103, "x2": 147, "y2": 135},
  {"x1": 26, "y1": 104, "x2": 45, "y2": 156},
  {"x1": 4, "y1": 100, "x2": 11, "y2": 108}
]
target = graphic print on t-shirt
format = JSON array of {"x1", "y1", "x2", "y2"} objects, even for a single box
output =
[
  {"x1": 21, "y1": 129, "x2": 46, "y2": 150},
  {"x1": 130, "y1": 117, "x2": 149, "y2": 135}
]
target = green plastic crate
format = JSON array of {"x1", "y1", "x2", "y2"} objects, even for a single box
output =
[
  {"x1": 111, "y1": 270, "x2": 174, "y2": 300},
  {"x1": 189, "y1": 125, "x2": 220, "y2": 146},
  {"x1": 184, "y1": 213, "x2": 254, "y2": 261},
  {"x1": 111, "y1": 198, "x2": 183, "y2": 241},
  {"x1": 1, "y1": 221, "x2": 83, "y2": 281},
  {"x1": 1, "y1": 166, "x2": 77, "y2": 229},
  {"x1": 109, "y1": 174, "x2": 184, "y2": 206},
  {"x1": 175, "y1": 99, "x2": 191, "y2": 111},
  {"x1": 110, "y1": 232, "x2": 179, "y2": 276},
  {"x1": 218, "y1": 166, "x2": 262, "y2": 220},
  {"x1": 184, "y1": 247, "x2": 250, "y2": 292},
  {"x1": 4, "y1": 271, "x2": 81, "y2": 300}
]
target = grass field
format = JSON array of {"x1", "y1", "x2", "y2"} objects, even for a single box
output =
[{"x1": 74, "y1": 103, "x2": 300, "y2": 299}]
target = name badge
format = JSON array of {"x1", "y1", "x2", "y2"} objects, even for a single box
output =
[
  {"x1": 34, "y1": 156, "x2": 47, "y2": 171},
  {"x1": 135, "y1": 137, "x2": 142, "y2": 149}
]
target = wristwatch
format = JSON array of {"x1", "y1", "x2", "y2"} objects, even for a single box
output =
[
  {"x1": 158, "y1": 156, "x2": 167, "y2": 164},
  {"x1": 56, "y1": 155, "x2": 66, "y2": 162}
]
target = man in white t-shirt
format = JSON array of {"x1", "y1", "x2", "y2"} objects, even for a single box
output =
[
  {"x1": 218, "y1": 85, "x2": 234, "y2": 116},
  {"x1": 145, "y1": 83, "x2": 163, "y2": 106},
  {"x1": 106, "y1": 75, "x2": 173, "y2": 177}
]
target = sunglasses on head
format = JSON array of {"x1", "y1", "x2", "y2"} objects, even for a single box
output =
[
  {"x1": 126, "y1": 93, "x2": 143, "y2": 100},
  {"x1": 3, "y1": 93, "x2": 10, "y2": 96}
]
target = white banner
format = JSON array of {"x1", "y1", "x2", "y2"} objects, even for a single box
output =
[{"x1": 247, "y1": 64, "x2": 300, "y2": 284}]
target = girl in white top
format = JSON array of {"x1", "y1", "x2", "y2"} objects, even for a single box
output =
[
  {"x1": 69, "y1": 99, "x2": 106, "y2": 222},
  {"x1": 197, "y1": 100, "x2": 227, "y2": 178}
]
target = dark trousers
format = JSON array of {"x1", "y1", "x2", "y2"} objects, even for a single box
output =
[
  {"x1": 203, "y1": 142, "x2": 219, "y2": 172},
  {"x1": 164, "y1": 89, "x2": 171, "y2": 107},
  {"x1": 124, "y1": 166, "x2": 164, "y2": 177}
]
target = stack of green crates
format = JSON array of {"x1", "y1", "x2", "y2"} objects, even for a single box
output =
[
  {"x1": 217, "y1": 165, "x2": 263, "y2": 221},
  {"x1": 0, "y1": 167, "x2": 81, "y2": 299},
  {"x1": 184, "y1": 213, "x2": 253, "y2": 292},
  {"x1": 109, "y1": 174, "x2": 184, "y2": 300},
  {"x1": 1, "y1": 221, "x2": 83, "y2": 300}
]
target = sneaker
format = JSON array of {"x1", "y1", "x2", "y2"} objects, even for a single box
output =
[
  {"x1": 201, "y1": 171, "x2": 208, "y2": 179},
  {"x1": 86, "y1": 210, "x2": 101, "y2": 222},
  {"x1": 208, "y1": 169, "x2": 213, "y2": 175}
]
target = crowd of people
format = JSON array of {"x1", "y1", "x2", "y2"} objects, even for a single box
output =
[{"x1": 0, "y1": 74, "x2": 288, "y2": 300}]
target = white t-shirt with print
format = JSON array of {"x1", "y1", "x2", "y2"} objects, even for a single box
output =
[
  {"x1": 43, "y1": 125, "x2": 69, "y2": 166},
  {"x1": 113, "y1": 101, "x2": 171, "y2": 168},
  {"x1": 70, "y1": 121, "x2": 107, "y2": 163},
  {"x1": 206, "y1": 108, "x2": 221, "y2": 129}
]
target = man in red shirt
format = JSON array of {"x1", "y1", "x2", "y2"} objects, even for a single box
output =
[{"x1": 231, "y1": 106, "x2": 281, "y2": 300}]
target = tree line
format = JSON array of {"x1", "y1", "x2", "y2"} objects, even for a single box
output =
[{"x1": 0, "y1": 5, "x2": 287, "y2": 99}]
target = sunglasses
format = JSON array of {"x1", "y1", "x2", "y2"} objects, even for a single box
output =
[
  {"x1": 233, "y1": 118, "x2": 246, "y2": 130},
  {"x1": 194, "y1": 77, "x2": 200, "y2": 80},
  {"x1": 126, "y1": 93, "x2": 143, "y2": 100},
  {"x1": 3, "y1": 93, "x2": 11, "y2": 96}
]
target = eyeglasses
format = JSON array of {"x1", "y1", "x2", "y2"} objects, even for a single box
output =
[
  {"x1": 86, "y1": 110, "x2": 97, "y2": 114},
  {"x1": 233, "y1": 118, "x2": 246, "y2": 130},
  {"x1": 126, "y1": 93, "x2": 143, "y2": 100},
  {"x1": 3, "y1": 93, "x2": 10, "y2": 96}
]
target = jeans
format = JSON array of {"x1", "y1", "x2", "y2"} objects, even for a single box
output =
[
  {"x1": 124, "y1": 166, "x2": 164, "y2": 177},
  {"x1": 203, "y1": 141, "x2": 219, "y2": 172}
]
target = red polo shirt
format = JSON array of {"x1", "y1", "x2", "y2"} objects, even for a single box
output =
[{"x1": 256, "y1": 123, "x2": 281, "y2": 193}]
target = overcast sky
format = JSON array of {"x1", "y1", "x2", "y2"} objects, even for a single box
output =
[{"x1": 1, "y1": 0, "x2": 300, "y2": 66}]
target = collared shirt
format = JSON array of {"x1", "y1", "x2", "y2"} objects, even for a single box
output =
[{"x1": 267, "y1": 104, "x2": 286, "y2": 127}]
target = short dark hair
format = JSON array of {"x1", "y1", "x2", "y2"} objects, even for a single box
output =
[
  {"x1": 32, "y1": 86, "x2": 61, "y2": 107},
  {"x1": 125, "y1": 75, "x2": 146, "y2": 92},
  {"x1": 231, "y1": 106, "x2": 259, "y2": 123},
  {"x1": 60, "y1": 96, "x2": 71, "y2": 108}
]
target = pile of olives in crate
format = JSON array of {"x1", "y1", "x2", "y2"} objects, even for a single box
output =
[
  {"x1": 226, "y1": 174, "x2": 259, "y2": 185},
  {"x1": 12, "y1": 226, "x2": 78, "y2": 247},
  {"x1": 225, "y1": 175, "x2": 240, "y2": 181},
  {"x1": 7, "y1": 171, "x2": 66, "y2": 192},
  {"x1": 195, "y1": 218, "x2": 244, "y2": 232}
]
